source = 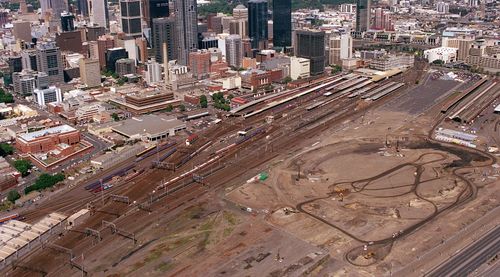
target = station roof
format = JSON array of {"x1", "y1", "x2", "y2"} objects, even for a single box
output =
[{"x1": 112, "y1": 114, "x2": 185, "y2": 138}]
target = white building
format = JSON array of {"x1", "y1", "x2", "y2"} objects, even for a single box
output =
[
  {"x1": 145, "y1": 59, "x2": 162, "y2": 85},
  {"x1": 424, "y1": 47, "x2": 458, "y2": 63},
  {"x1": 33, "y1": 86, "x2": 63, "y2": 107},
  {"x1": 290, "y1": 56, "x2": 310, "y2": 80},
  {"x1": 329, "y1": 34, "x2": 353, "y2": 65},
  {"x1": 435, "y1": 1, "x2": 450, "y2": 13},
  {"x1": 88, "y1": 0, "x2": 108, "y2": 28}
]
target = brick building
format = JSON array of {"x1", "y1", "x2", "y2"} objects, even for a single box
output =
[
  {"x1": 241, "y1": 69, "x2": 270, "y2": 90},
  {"x1": 189, "y1": 50, "x2": 211, "y2": 80},
  {"x1": 16, "y1": 125, "x2": 81, "y2": 154}
]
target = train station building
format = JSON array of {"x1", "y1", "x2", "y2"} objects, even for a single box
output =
[{"x1": 111, "y1": 114, "x2": 186, "y2": 142}]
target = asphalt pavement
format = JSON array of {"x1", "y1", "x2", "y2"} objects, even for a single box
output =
[{"x1": 427, "y1": 224, "x2": 500, "y2": 277}]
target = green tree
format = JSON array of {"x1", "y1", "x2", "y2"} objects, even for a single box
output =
[
  {"x1": 111, "y1": 113, "x2": 120, "y2": 121},
  {"x1": 331, "y1": 65, "x2": 342, "y2": 74},
  {"x1": 13, "y1": 159, "x2": 32, "y2": 177},
  {"x1": 179, "y1": 104, "x2": 186, "y2": 112},
  {"x1": 199, "y1": 95, "x2": 208, "y2": 108},
  {"x1": 432, "y1": 59, "x2": 444, "y2": 65},
  {"x1": 24, "y1": 173, "x2": 65, "y2": 194},
  {"x1": 283, "y1": 76, "x2": 293, "y2": 84},
  {"x1": 0, "y1": 89, "x2": 14, "y2": 103},
  {"x1": 0, "y1": 143, "x2": 14, "y2": 156},
  {"x1": 7, "y1": 190, "x2": 20, "y2": 203},
  {"x1": 165, "y1": 104, "x2": 173, "y2": 112}
]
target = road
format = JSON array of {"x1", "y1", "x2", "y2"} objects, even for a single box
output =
[{"x1": 427, "y1": 224, "x2": 500, "y2": 277}]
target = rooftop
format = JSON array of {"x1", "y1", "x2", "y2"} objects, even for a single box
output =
[
  {"x1": 18, "y1": 124, "x2": 76, "y2": 142},
  {"x1": 112, "y1": 114, "x2": 185, "y2": 138}
]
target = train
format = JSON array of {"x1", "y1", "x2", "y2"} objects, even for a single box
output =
[
  {"x1": 0, "y1": 213, "x2": 22, "y2": 224},
  {"x1": 84, "y1": 164, "x2": 136, "y2": 191},
  {"x1": 135, "y1": 142, "x2": 177, "y2": 162},
  {"x1": 135, "y1": 145, "x2": 156, "y2": 157}
]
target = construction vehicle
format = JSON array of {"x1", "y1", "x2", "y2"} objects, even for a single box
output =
[{"x1": 364, "y1": 252, "x2": 375, "y2": 259}]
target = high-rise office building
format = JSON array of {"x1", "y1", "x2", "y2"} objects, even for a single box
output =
[
  {"x1": 60, "y1": 12, "x2": 75, "y2": 32},
  {"x1": 174, "y1": 0, "x2": 198, "y2": 65},
  {"x1": 372, "y1": 8, "x2": 394, "y2": 31},
  {"x1": 248, "y1": 0, "x2": 268, "y2": 50},
  {"x1": 77, "y1": 0, "x2": 89, "y2": 16},
  {"x1": 295, "y1": 30, "x2": 326, "y2": 76},
  {"x1": 233, "y1": 4, "x2": 248, "y2": 19},
  {"x1": 144, "y1": 0, "x2": 169, "y2": 28},
  {"x1": 36, "y1": 42, "x2": 64, "y2": 84},
  {"x1": 273, "y1": 0, "x2": 291, "y2": 48},
  {"x1": 88, "y1": 0, "x2": 109, "y2": 28},
  {"x1": 145, "y1": 59, "x2": 162, "y2": 84},
  {"x1": 96, "y1": 35, "x2": 115, "y2": 69},
  {"x1": 120, "y1": 0, "x2": 143, "y2": 38},
  {"x1": 226, "y1": 35, "x2": 243, "y2": 68},
  {"x1": 152, "y1": 17, "x2": 177, "y2": 64},
  {"x1": 40, "y1": 0, "x2": 67, "y2": 18},
  {"x1": 79, "y1": 58, "x2": 101, "y2": 87},
  {"x1": 106, "y1": 47, "x2": 129, "y2": 72},
  {"x1": 356, "y1": 0, "x2": 370, "y2": 32},
  {"x1": 229, "y1": 19, "x2": 248, "y2": 38},
  {"x1": 329, "y1": 34, "x2": 352, "y2": 65}
]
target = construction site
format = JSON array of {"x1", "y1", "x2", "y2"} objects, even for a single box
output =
[{"x1": 2, "y1": 64, "x2": 499, "y2": 276}]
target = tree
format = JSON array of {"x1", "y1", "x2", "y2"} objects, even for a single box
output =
[
  {"x1": 24, "y1": 173, "x2": 65, "y2": 194},
  {"x1": 283, "y1": 76, "x2": 293, "y2": 84},
  {"x1": 199, "y1": 95, "x2": 208, "y2": 108},
  {"x1": 432, "y1": 59, "x2": 444, "y2": 65},
  {"x1": 7, "y1": 190, "x2": 20, "y2": 203},
  {"x1": 165, "y1": 104, "x2": 173, "y2": 112},
  {"x1": 331, "y1": 65, "x2": 342, "y2": 74},
  {"x1": 0, "y1": 143, "x2": 14, "y2": 156},
  {"x1": 0, "y1": 89, "x2": 14, "y2": 103},
  {"x1": 111, "y1": 113, "x2": 120, "y2": 121},
  {"x1": 179, "y1": 104, "x2": 186, "y2": 112},
  {"x1": 13, "y1": 159, "x2": 32, "y2": 177}
]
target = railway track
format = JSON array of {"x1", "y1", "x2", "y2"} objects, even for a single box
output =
[{"x1": 5, "y1": 73, "x2": 412, "y2": 276}]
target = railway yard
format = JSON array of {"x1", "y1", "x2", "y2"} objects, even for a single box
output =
[{"x1": 2, "y1": 64, "x2": 500, "y2": 276}]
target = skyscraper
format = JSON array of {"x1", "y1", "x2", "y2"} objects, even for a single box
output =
[
  {"x1": 144, "y1": 0, "x2": 169, "y2": 28},
  {"x1": 77, "y1": 0, "x2": 89, "y2": 16},
  {"x1": 174, "y1": 0, "x2": 198, "y2": 65},
  {"x1": 120, "y1": 0, "x2": 143, "y2": 38},
  {"x1": 226, "y1": 34, "x2": 243, "y2": 68},
  {"x1": 40, "y1": 0, "x2": 67, "y2": 18},
  {"x1": 328, "y1": 34, "x2": 352, "y2": 65},
  {"x1": 60, "y1": 12, "x2": 75, "y2": 32},
  {"x1": 88, "y1": 0, "x2": 109, "y2": 28},
  {"x1": 295, "y1": 30, "x2": 326, "y2": 76},
  {"x1": 248, "y1": 0, "x2": 268, "y2": 50},
  {"x1": 273, "y1": 0, "x2": 291, "y2": 48},
  {"x1": 356, "y1": 0, "x2": 370, "y2": 32},
  {"x1": 152, "y1": 17, "x2": 177, "y2": 64},
  {"x1": 36, "y1": 42, "x2": 64, "y2": 84},
  {"x1": 79, "y1": 58, "x2": 101, "y2": 87}
]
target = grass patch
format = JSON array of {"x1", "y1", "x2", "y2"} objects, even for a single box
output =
[
  {"x1": 223, "y1": 211, "x2": 238, "y2": 226},
  {"x1": 199, "y1": 219, "x2": 215, "y2": 231},
  {"x1": 156, "y1": 261, "x2": 174, "y2": 272},
  {"x1": 144, "y1": 249, "x2": 162, "y2": 263},
  {"x1": 223, "y1": 227, "x2": 234, "y2": 237}
]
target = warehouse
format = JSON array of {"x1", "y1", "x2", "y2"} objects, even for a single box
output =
[{"x1": 111, "y1": 114, "x2": 186, "y2": 141}]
